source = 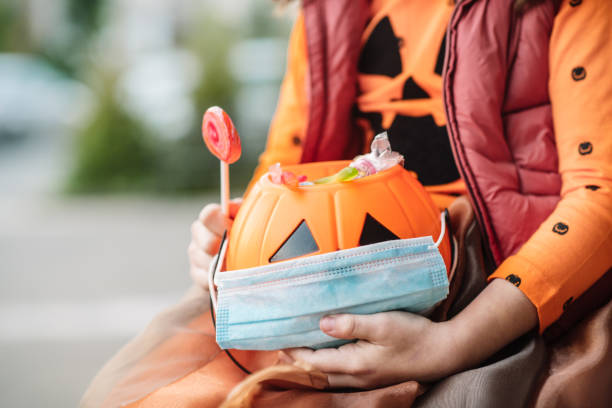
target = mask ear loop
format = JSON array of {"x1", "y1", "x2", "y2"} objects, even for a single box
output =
[
  {"x1": 431, "y1": 211, "x2": 447, "y2": 249},
  {"x1": 208, "y1": 231, "x2": 228, "y2": 314},
  {"x1": 208, "y1": 231, "x2": 252, "y2": 375}
]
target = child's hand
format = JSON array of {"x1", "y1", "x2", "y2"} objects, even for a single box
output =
[
  {"x1": 188, "y1": 199, "x2": 242, "y2": 289},
  {"x1": 284, "y1": 311, "x2": 456, "y2": 389},
  {"x1": 285, "y1": 279, "x2": 538, "y2": 389}
]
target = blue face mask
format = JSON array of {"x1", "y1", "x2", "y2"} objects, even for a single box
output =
[{"x1": 209, "y1": 213, "x2": 450, "y2": 351}]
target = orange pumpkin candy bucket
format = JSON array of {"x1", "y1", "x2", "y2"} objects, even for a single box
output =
[{"x1": 202, "y1": 108, "x2": 451, "y2": 353}]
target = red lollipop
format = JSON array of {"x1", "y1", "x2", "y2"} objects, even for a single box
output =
[
  {"x1": 201, "y1": 107, "x2": 242, "y2": 216},
  {"x1": 202, "y1": 106, "x2": 241, "y2": 164}
]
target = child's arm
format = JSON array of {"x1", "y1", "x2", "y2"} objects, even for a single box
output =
[{"x1": 286, "y1": 278, "x2": 536, "y2": 388}]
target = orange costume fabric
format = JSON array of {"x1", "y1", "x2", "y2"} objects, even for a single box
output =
[{"x1": 253, "y1": 0, "x2": 612, "y2": 331}]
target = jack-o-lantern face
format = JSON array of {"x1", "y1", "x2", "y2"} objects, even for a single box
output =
[
  {"x1": 354, "y1": 2, "x2": 460, "y2": 186},
  {"x1": 225, "y1": 161, "x2": 451, "y2": 274}
]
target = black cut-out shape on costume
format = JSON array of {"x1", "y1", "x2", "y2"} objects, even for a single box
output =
[
  {"x1": 552, "y1": 222, "x2": 569, "y2": 235},
  {"x1": 578, "y1": 142, "x2": 593, "y2": 155},
  {"x1": 387, "y1": 115, "x2": 460, "y2": 185},
  {"x1": 572, "y1": 66, "x2": 586, "y2": 81},
  {"x1": 435, "y1": 33, "x2": 447, "y2": 75},
  {"x1": 402, "y1": 77, "x2": 429, "y2": 100},
  {"x1": 358, "y1": 16, "x2": 402, "y2": 77},
  {"x1": 585, "y1": 185, "x2": 601, "y2": 191},
  {"x1": 505, "y1": 274, "x2": 521, "y2": 287},
  {"x1": 269, "y1": 220, "x2": 319, "y2": 263},
  {"x1": 359, "y1": 213, "x2": 400, "y2": 246},
  {"x1": 570, "y1": 0, "x2": 582, "y2": 7}
]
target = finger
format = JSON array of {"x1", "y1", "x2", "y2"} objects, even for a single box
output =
[
  {"x1": 188, "y1": 242, "x2": 213, "y2": 270},
  {"x1": 198, "y1": 204, "x2": 232, "y2": 236},
  {"x1": 320, "y1": 313, "x2": 389, "y2": 342},
  {"x1": 192, "y1": 221, "x2": 221, "y2": 255},
  {"x1": 190, "y1": 265, "x2": 209, "y2": 290},
  {"x1": 326, "y1": 373, "x2": 372, "y2": 389},
  {"x1": 285, "y1": 342, "x2": 373, "y2": 375},
  {"x1": 277, "y1": 351, "x2": 294, "y2": 364}
]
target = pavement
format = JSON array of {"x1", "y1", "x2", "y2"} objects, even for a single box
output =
[{"x1": 0, "y1": 132, "x2": 219, "y2": 407}]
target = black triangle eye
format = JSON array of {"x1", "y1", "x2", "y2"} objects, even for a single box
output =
[
  {"x1": 359, "y1": 213, "x2": 400, "y2": 246},
  {"x1": 269, "y1": 220, "x2": 319, "y2": 263},
  {"x1": 358, "y1": 16, "x2": 402, "y2": 77}
]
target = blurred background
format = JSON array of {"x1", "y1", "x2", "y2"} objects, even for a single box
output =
[{"x1": 0, "y1": 0, "x2": 295, "y2": 406}]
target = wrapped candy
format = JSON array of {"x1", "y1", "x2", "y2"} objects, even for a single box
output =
[
  {"x1": 266, "y1": 132, "x2": 403, "y2": 187},
  {"x1": 268, "y1": 163, "x2": 307, "y2": 188},
  {"x1": 313, "y1": 132, "x2": 403, "y2": 184}
]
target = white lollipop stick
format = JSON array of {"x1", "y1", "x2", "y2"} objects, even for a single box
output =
[{"x1": 221, "y1": 161, "x2": 230, "y2": 216}]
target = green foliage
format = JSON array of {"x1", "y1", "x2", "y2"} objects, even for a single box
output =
[
  {"x1": 67, "y1": 0, "x2": 105, "y2": 37},
  {"x1": 67, "y1": 87, "x2": 156, "y2": 193},
  {"x1": 0, "y1": 1, "x2": 31, "y2": 52}
]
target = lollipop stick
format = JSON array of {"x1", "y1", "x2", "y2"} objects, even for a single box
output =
[{"x1": 221, "y1": 161, "x2": 230, "y2": 216}]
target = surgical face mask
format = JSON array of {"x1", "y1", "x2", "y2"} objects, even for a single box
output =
[{"x1": 209, "y1": 213, "x2": 449, "y2": 351}]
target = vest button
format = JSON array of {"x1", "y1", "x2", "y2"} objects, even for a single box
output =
[
  {"x1": 292, "y1": 135, "x2": 301, "y2": 146},
  {"x1": 569, "y1": 0, "x2": 582, "y2": 6},
  {"x1": 572, "y1": 66, "x2": 586, "y2": 81}
]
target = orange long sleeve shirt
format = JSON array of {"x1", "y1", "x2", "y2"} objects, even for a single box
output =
[{"x1": 250, "y1": 0, "x2": 612, "y2": 330}]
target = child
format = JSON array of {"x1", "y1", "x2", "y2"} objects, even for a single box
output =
[{"x1": 84, "y1": 0, "x2": 612, "y2": 406}]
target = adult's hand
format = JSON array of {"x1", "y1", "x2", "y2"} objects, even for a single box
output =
[{"x1": 188, "y1": 198, "x2": 242, "y2": 289}]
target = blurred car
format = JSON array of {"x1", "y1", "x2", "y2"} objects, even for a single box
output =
[{"x1": 0, "y1": 53, "x2": 93, "y2": 142}]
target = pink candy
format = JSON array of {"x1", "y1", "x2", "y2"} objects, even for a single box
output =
[
  {"x1": 268, "y1": 163, "x2": 307, "y2": 187},
  {"x1": 201, "y1": 107, "x2": 241, "y2": 164}
]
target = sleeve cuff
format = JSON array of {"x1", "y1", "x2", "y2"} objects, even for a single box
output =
[{"x1": 488, "y1": 255, "x2": 564, "y2": 333}]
